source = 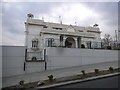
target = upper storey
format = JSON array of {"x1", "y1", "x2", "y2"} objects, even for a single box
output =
[
  {"x1": 25, "y1": 18, "x2": 101, "y2": 39},
  {"x1": 25, "y1": 18, "x2": 101, "y2": 33}
]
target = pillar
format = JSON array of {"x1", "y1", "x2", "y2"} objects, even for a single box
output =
[
  {"x1": 62, "y1": 36, "x2": 66, "y2": 47},
  {"x1": 74, "y1": 37, "x2": 78, "y2": 48}
]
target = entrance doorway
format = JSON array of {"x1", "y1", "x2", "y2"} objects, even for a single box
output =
[{"x1": 65, "y1": 37, "x2": 76, "y2": 48}]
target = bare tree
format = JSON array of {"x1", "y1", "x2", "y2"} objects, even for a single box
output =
[{"x1": 102, "y1": 34, "x2": 113, "y2": 46}]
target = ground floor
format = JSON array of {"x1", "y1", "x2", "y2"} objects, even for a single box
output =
[{"x1": 28, "y1": 33, "x2": 120, "y2": 61}]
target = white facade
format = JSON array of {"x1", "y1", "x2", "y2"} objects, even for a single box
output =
[{"x1": 25, "y1": 16, "x2": 101, "y2": 60}]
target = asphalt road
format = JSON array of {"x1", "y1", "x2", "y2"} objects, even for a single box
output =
[{"x1": 49, "y1": 75, "x2": 119, "y2": 88}]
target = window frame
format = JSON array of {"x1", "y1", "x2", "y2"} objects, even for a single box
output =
[{"x1": 32, "y1": 39, "x2": 38, "y2": 48}]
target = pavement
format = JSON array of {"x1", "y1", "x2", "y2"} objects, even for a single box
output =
[{"x1": 2, "y1": 60, "x2": 118, "y2": 88}]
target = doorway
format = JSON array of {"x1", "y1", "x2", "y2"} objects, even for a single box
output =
[{"x1": 65, "y1": 37, "x2": 76, "y2": 48}]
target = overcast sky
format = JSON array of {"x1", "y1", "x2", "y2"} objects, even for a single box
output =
[{"x1": 1, "y1": 1, "x2": 119, "y2": 46}]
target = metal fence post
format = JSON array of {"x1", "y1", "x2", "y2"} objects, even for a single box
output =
[
  {"x1": 24, "y1": 49, "x2": 27, "y2": 71},
  {"x1": 24, "y1": 62, "x2": 26, "y2": 71},
  {"x1": 25, "y1": 49, "x2": 27, "y2": 61},
  {"x1": 44, "y1": 49, "x2": 47, "y2": 70}
]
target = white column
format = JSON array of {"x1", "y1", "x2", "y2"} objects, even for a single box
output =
[
  {"x1": 63, "y1": 36, "x2": 67, "y2": 47},
  {"x1": 74, "y1": 37, "x2": 78, "y2": 48}
]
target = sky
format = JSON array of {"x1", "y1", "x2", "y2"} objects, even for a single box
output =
[{"x1": 1, "y1": 0, "x2": 119, "y2": 46}]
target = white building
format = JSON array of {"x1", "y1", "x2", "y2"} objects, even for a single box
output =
[{"x1": 25, "y1": 14, "x2": 102, "y2": 60}]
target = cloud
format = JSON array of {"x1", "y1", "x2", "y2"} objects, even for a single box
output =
[
  {"x1": 81, "y1": 2, "x2": 118, "y2": 38},
  {"x1": 2, "y1": 2, "x2": 118, "y2": 46},
  {"x1": 2, "y1": 0, "x2": 120, "y2": 2},
  {"x1": 38, "y1": 3, "x2": 100, "y2": 26},
  {"x1": 2, "y1": 2, "x2": 61, "y2": 45},
  {"x1": 2, "y1": 2, "x2": 26, "y2": 45},
  {"x1": 38, "y1": 2, "x2": 118, "y2": 38}
]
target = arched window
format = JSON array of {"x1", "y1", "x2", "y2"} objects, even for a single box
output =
[{"x1": 32, "y1": 39, "x2": 38, "y2": 48}]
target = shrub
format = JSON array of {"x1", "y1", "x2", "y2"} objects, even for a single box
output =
[
  {"x1": 94, "y1": 69, "x2": 99, "y2": 74},
  {"x1": 19, "y1": 80, "x2": 25, "y2": 85},
  {"x1": 107, "y1": 46, "x2": 111, "y2": 50},
  {"x1": 81, "y1": 44, "x2": 85, "y2": 48},
  {"x1": 81, "y1": 70, "x2": 86, "y2": 75},
  {"x1": 109, "y1": 67, "x2": 114, "y2": 71},
  {"x1": 48, "y1": 75, "x2": 53, "y2": 82}
]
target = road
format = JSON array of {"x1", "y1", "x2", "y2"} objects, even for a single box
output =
[{"x1": 47, "y1": 75, "x2": 119, "y2": 88}]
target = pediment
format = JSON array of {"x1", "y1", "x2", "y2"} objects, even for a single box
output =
[{"x1": 67, "y1": 25, "x2": 75, "y2": 32}]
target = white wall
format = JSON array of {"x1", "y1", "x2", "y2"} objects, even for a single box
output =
[
  {"x1": 46, "y1": 47, "x2": 118, "y2": 70},
  {"x1": 25, "y1": 62, "x2": 45, "y2": 73},
  {"x1": 2, "y1": 46, "x2": 25, "y2": 77},
  {"x1": 2, "y1": 46, "x2": 45, "y2": 77},
  {"x1": 2, "y1": 46, "x2": 118, "y2": 77},
  {"x1": 0, "y1": 46, "x2": 2, "y2": 89}
]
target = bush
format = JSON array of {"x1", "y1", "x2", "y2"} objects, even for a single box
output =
[
  {"x1": 94, "y1": 69, "x2": 99, "y2": 74},
  {"x1": 48, "y1": 75, "x2": 53, "y2": 82},
  {"x1": 81, "y1": 44, "x2": 85, "y2": 48},
  {"x1": 81, "y1": 70, "x2": 86, "y2": 75},
  {"x1": 19, "y1": 80, "x2": 25, "y2": 85},
  {"x1": 109, "y1": 67, "x2": 114, "y2": 71},
  {"x1": 107, "y1": 46, "x2": 111, "y2": 50}
]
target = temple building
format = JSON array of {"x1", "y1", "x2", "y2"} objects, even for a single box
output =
[{"x1": 25, "y1": 14, "x2": 102, "y2": 60}]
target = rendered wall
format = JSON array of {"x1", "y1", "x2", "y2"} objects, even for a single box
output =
[
  {"x1": 25, "y1": 62, "x2": 45, "y2": 73},
  {"x1": 0, "y1": 46, "x2": 2, "y2": 89},
  {"x1": 2, "y1": 46, "x2": 118, "y2": 77},
  {"x1": 2, "y1": 46, "x2": 45, "y2": 77},
  {"x1": 2, "y1": 46, "x2": 26, "y2": 77},
  {"x1": 46, "y1": 47, "x2": 118, "y2": 70}
]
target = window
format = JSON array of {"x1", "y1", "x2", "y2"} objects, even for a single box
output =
[
  {"x1": 60, "y1": 35, "x2": 63, "y2": 46},
  {"x1": 32, "y1": 40, "x2": 38, "y2": 48},
  {"x1": 52, "y1": 27, "x2": 62, "y2": 30},
  {"x1": 60, "y1": 35, "x2": 63, "y2": 42},
  {"x1": 48, "y1": 38, "x2": 54, "y2": 47},
  {"x1": 78, "y1": 30, "x2": 83, "y2": 32},
  {"x1": 43, "y1": 26, "x2": 48, "y2": 28}
]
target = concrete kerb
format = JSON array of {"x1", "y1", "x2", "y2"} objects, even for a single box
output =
[{"x1": 35, "y1": 72, "x2": 120, "y2": 89}]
